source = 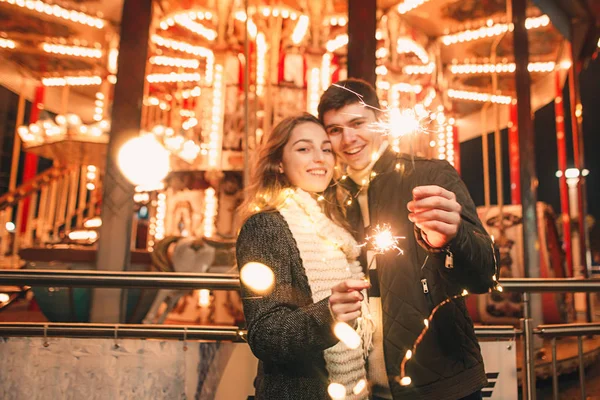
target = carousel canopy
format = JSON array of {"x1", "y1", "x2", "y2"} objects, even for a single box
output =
[{"x1": 0, "y1": 0, "x2": 598, "y2": 158}]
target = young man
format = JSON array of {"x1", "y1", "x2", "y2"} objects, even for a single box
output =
[{"x1": 319, "y1": 79, "x2": 496, "y2": 400}]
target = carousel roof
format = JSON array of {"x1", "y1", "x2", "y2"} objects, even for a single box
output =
[{"x1": 0, "y1": 0, "x2": 598, "y2": 142}]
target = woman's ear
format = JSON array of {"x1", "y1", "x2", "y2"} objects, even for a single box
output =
[{"x1": 278, "y1": 163, "x2": 284, "y2": 174}]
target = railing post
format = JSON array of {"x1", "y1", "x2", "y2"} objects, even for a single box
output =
[{"x1": 522, "y1": 291, "x2": 536, "y2": 400}]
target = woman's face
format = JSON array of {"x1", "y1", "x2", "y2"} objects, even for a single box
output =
[{"x1": 281, "y1": 122, "x2": 335, "y2": 193}]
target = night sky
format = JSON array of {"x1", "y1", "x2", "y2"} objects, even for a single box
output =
[{"x1": 460, "y1": 54, "x2": 600, "y2": 223}]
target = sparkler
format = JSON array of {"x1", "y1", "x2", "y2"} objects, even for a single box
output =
[
  {"x1": 331, "y1": 83, "x2": 448, "y2": 144},
  {"x1": 364, "y1": 224, "x2": 405, "y2": 256}
]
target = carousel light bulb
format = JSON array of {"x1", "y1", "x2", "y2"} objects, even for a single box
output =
[
  {"x1": 424, "y1": 319, "x2": 429, "y2": 327},
  {"x1": 117, "y1": 134, "x2": 170, "y2": 187},
  {"x1": 405, "y1": 349, "x2": 413, "y2": 360},
  {"x1": 198, "y1": 289, "x2": 211, "y2": 307},
  {"x1": 239, "y1": 262, "x2": 275, "y2": 294}
]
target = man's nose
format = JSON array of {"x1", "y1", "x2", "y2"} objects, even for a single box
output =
[{"x1": 341, "y1": 126, "x2": 356, "y2": 144}]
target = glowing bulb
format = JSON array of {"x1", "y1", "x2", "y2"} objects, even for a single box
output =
[
  {"x1": 462, "y1": 289, "x2": 469, "y2": 296},
  {"x1": 5, "y1": 222, "x2": 16, "y2": 232},
  {"x1": 424, "y1": 319, "x2": 429, "y2": 327},
  {"x1": 68, "y1": 229, "x2": 98, "y2": 242},
  {"x1": 496, "y1": 284, "x2": 504, "y2": 292},
  {"x1": 353, "y1": 379, "x2": 367, "y2": 395},
  {"x1": 0, "y1": 293, "x2": 9, "y2": 303},
  {"x1": 327, "y1": 383, "x2": 346, "y2": 400},
  {"x1": 83, "y1": 216, "x2": 102, "y2": 228},
  {"x1": 405, "y1": 349, "x2": 413, "y2": 360},
  {"x1": 117, "y1": 134, "x2": 170, "y2": 187},
  {"x1": 198, "y1": 289, "x2": 211, "y2": 307},
  {"x1": 334, "y1": 321, "x2": 361, "y2": 349},
  {"x1": 400, "y1": 376, "x2": 412, "y2": 386},
  {"x1": 239, "y1": 262, "x2": 275, "y2": 294}
]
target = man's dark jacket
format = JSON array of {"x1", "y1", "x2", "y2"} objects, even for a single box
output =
[{"x1": 343, "y1": 148, "x2": 496, "y2": 400}]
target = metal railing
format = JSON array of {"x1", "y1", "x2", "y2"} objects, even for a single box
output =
[{"x1": 1, "y1": 271, "x2": 599, "y2": 400}]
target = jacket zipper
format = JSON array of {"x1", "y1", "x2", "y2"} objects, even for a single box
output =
[{"x1": 421, "y1": 278, "x2": 434, "y2": 311}]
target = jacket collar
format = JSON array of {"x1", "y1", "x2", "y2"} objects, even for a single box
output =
[{"x1": 341, "y1": 146, "x2": 399, "y2": 197}]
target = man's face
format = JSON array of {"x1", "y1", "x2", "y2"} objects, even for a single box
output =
[{"x1": 322, "y1": 103, "x2": 383, "y2": 171}]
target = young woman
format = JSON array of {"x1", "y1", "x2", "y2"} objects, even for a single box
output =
[{"x1": 236, "y1": 113, "x2": 372, "y2": 400}]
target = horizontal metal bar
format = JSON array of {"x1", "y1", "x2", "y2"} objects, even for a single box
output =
[
  {"x1": 473, "y1": 325, "x2": 522, "y2": 339},
  {"x1": 499, "y1": 278, "x2": 600, "y2": 292},
  {"x1": 2, "y1": 272, "x2": 600, "y2": 294},
  {"x1": 0, "y1": 322, "x2": 246, "y2": 342},
  {"x1": 535, "y1": 323, "x2": 600, "y2": 337},
  {"x1": 0, "y1": 269, "x2": 240, "y2": 290}
]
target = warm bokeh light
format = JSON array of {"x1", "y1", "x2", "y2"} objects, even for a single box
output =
[
  {"x1": 117, "y1": 134, "x2": 170, "y2": 187},
  {"x1": 333, "y1": 321, "x2": 361, "y2": 350},
  {"x1": 327, "y1": 383, "x2": 346, "y2": 400},
  {"x1": 239, "y1": 262, "x2": 275, "y2": 294}
]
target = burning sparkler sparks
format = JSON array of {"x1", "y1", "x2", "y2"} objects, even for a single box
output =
[
  {"x1": 365, "y1": 224, "x2": 405, "y2": 255},
  {"x1": 331, "y1": 83, "x2": 450, "y2": 146}
]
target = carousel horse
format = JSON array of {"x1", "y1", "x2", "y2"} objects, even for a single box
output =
[{"x1": 143, "y1": 236, "x2": 216, "y2": 324}]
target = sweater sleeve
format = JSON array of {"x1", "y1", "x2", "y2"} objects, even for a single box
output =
[
  {"x1": 417, "y1": 161, "x2": 497, "y2": 294},
  {"x1": 236, "y1": 212, "x2": 339, "y2": 365}
]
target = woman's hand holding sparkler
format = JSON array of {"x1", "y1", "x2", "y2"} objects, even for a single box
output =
[
  {"x1": 407, "y1": 185, "x2": 462, "y2": 249},
  {"x1": 328, "y1": 280, "x2": 370, "y2": 323}
]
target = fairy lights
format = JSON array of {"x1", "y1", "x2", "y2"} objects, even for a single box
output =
[
  {"x1": 174, "y1": 14, "x2": 217, "y2": 41},
  {"x1": 326, "y1": 34, "x2": 348, "y2": 53},
  {"x1": 256, "y1": 33, "x2": 267, "y2": 96},
  {"x1": 146, "y1": 72, "x2": 201, "y2": 84},
  {"x1": 0, "y1": 37, "x2": 16, "y2": 49},
  {"x1": 41, "y1": 42, "x2": 102, "y2": 58},
  {"x1": 42, "y1": 75, "x2": 102, "y2": 86},
  {"x1": 0, "y1": 0, "x2": 106, "y2": 29},
  {"x1": 397, "y1": 0, "x2": 432, "y2": 14},
  {"x1": 449, "y1": 61, "x2": 555, "y2": 74},
  {"x1": 441, "y1": 15, "x2": 550, "y2": 45},
  {"x1": 333, "y1": 321, "x2": 361, "y2": 349},
  {"x1": 447, "y1": 89, "x2": 512, "y2": 104},
  {"x1": 327, "y1": 383, "x2": 346, "y2": 400},
  {"x1": 291, "y1": 15, "x2": 309, "y2": 45},
  {"x1": 352, "y1": 379, "x2": 367, "y2": 395},
  {"x1": 239, "y1": 262, "x2": 275, "y2": 294},
  {"x1": 208, "y1": 64, "x2": 225, "y2": 168},
  {"x1": 149, "y1": 55, "x2": 200, "y2": 69},
  {"x1": 307, "y1": 68, "x2": 320, "y2": 115}
]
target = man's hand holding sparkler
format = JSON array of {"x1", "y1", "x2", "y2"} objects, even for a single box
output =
[
  {"x1": 329, "y1": 280, "x2": 370, "y2": 323},
  {"x1": 407, "y1": 185, "x2": 462, "y2": 249}
]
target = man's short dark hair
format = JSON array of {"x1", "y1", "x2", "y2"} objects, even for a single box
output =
[{"x1": 317, "y1": 78, "x2": 381, "y2": 122}]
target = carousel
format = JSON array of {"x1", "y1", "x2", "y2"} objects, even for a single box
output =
[{"x1": 0, "y1": 0, "x2": 599, "y2": 387}]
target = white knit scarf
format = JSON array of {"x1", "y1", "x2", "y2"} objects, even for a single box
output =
[{"x1": 279, "y1": 188, "x2": 372, "y2": 400}]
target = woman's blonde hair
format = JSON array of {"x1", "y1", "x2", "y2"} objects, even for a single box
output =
[{"x1": 239, "y1": 113, "x2": 347, "y2": 228}]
